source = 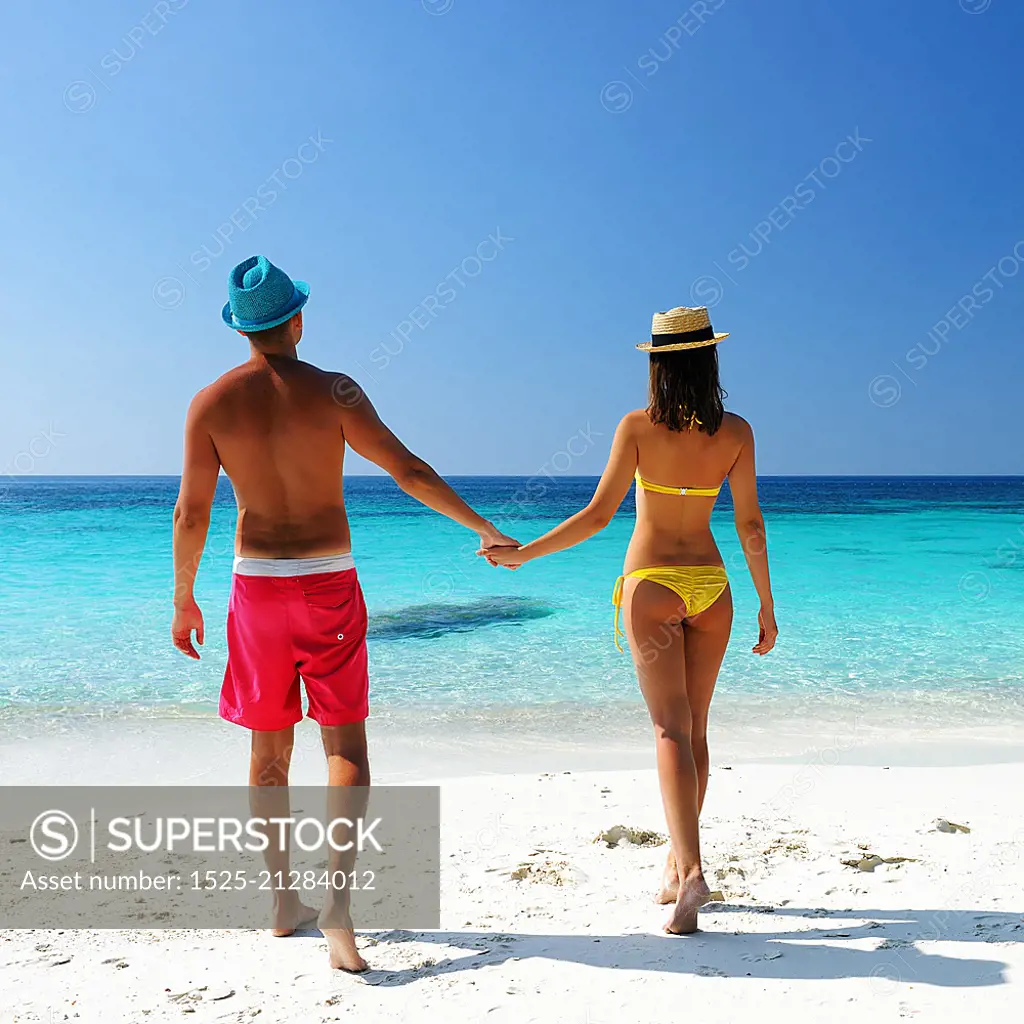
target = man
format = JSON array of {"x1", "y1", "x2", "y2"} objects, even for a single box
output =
[{"x1": 171, "y1": 255, "x2": 515, "y2": 971}]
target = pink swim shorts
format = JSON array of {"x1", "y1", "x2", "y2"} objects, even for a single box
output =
[{"x1": 219, "y1": 568, "x2": 369, "y2": 731}]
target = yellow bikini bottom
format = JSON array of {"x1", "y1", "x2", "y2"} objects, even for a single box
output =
[{"x1": 612, "y1": 565, "x2": 729, "y2": 652}]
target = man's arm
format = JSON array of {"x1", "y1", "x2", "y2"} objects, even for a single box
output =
[
  {"x1": 336, "y1": 376, "x2": 514, "y2": 548},
  {"x1": 171, "y1": 393, "x2": 221, "y2": 659}
]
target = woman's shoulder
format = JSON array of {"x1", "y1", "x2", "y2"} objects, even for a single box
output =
[
  {"x1": 720, "y1": 411, "x2": 753, "y2": 438},
  {"x1": 618, "y1": 409, "x2": 653, "y2": 434}
]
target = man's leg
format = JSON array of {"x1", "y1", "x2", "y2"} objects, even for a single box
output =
[
  {"x1": 248, "y1": 727, "x2": 318, "y2": 937},
  {"x1": 319, "y1": 722, "x2": 371, "y2": 971}
]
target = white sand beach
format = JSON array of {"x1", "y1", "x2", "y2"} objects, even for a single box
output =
[{"x1": 2, "y1": 759, "x2": 1021, "y2": 1023}]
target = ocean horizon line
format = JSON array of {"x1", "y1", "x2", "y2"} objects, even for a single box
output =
[{"x1": 7, "y1": 473, "x2": 1024, "y2": 482}]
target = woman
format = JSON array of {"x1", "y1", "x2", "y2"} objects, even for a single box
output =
[{"x1": 483, "y1": 305, "x2": 778, "y2": 934}]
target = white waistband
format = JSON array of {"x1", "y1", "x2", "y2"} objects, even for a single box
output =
[{"x1": 233, "y1": 553, "x2": 356, "y2": 577}]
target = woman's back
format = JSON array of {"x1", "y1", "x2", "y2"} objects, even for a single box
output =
[{"x1": 626, "y1": 409, "x2": 748, "y2": 571}]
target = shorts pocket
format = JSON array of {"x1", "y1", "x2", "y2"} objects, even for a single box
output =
[{"x1": 301, "y1": 573, "x2": 357, "y2": 610}]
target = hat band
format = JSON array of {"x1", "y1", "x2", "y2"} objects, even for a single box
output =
[{"x1": 651, "y1": 325, "x2": 715, "y2": 347}]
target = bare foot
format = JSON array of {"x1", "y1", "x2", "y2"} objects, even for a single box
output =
[
  {"x1": 271, "y1": 895, "x2": 319, "y2": 937},
  {"x1": 656, "y1": 852, "x2": 680, "y2": 905},
  {"x1": 324, "y1": 928, "x2": 369, "y2": 972},
  {"x1": 664, "y1": 873, "x2": 711, "y2": 935}
]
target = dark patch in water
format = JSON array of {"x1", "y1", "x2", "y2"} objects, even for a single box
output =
[{"x1": 368, "y1": 597, "x2": 555, "y2": 641}]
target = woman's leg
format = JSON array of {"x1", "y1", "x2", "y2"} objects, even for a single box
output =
[
  {"x1": 624, "y1": 579, "x2": 710, "y2": 933},
  {"x1": 657, "y1": 588, "x2": 734, "y2": 904},
  {"x1": 686, "y1": 586, "x2": 733, "y2": 811}
]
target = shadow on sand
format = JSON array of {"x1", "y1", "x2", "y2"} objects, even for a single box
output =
[{"x1": 295, "y1": 907, "x2": 1021, "y2": 987}]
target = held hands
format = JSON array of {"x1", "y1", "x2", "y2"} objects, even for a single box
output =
[
  {"x1": 480, "y1": 543, "x2": 526, "y2": 568},
  {"x1": 171, "y1": 597, "x2": 205, "y2": 659},
  {"x1": 753, "y1": 605, "x2": 778, "y2": 656},
  {"x1": 476, "y1": 523, "x2": 524, "y2": 569}
]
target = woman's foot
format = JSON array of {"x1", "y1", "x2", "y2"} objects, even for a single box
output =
[
  {"x1": 324, "y1": 929, "x2": 369, "y2": 972},
  {"x1": 664, "y1": 873, "x2": 711, "y2": 935},
  {"x1": 271, "y1": 894, "x2": 319, "y2": 937},
  {"x1": 656, "y1": 851, "x2": 680, "y2": 904}
]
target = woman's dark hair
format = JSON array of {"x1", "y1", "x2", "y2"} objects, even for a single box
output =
[{"x1": 647, "y1": 346, "x2": 727, "y2": 434}]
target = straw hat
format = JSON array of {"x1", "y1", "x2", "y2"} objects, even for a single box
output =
[{"x1": 636, "y1": 306, "x2": 729, "y2": 352}]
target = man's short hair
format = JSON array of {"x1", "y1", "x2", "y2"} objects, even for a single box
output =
[{"x1": 244, "y1": 318, "x2": 294, "y2": 346}]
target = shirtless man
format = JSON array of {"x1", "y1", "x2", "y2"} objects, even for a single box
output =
[{"x1": 170, "y1": 255, "x2": 515, "y2": 970}]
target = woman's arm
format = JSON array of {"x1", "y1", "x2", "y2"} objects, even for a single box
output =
[
  {"x1": 483, "y1": 414, "x2": 640, "y2": 565},
  {"x1": 727, "y1": 417, "x2": 778, "y2": 655}
]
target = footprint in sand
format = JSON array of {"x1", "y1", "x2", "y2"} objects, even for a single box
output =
[{"x1": 696, "y1": 965, "x2": 727, "y2": 977}]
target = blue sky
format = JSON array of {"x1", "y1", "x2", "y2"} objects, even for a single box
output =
[{"x1": 2, "y1": 0, "x2": 1022, "y2": 477}]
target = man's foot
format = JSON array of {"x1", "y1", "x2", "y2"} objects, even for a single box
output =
[
  {"x1": 664, "y1": 873, "x2": 711, "y2": 935},
  {"x1": 324, "y1": 928, "x2": 369, "y2": 972},
  {"x1": 271, "y1": 896, "x2": 319, "y2": 937}
]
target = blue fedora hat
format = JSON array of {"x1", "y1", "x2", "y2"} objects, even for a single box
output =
[{"x1": 222, "y1": 255, "x2": 309, "y2": 332}]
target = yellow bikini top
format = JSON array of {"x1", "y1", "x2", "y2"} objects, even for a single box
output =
[{"x1": 635, "y1": 470, "x2": 721, "y2": 498}]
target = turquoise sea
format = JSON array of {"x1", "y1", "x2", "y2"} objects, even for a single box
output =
[{"x1": 2, "y1": 476, "x2": 1023, "y2": 755}]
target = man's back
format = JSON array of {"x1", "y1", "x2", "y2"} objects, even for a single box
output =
[{"x1": 197, "y1": 355, "x2": 350, "y2": 557}]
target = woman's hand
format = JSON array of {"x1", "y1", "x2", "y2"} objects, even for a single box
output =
[
  {"x1": 479, "y1": 544, "x2": 526, "y2": 568},
  {"x1": 753, "y1": 605, "x2": 777, "y2": 655}
]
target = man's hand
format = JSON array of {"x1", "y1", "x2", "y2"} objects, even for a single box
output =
[
  {"x1": 172, "y1": 598, "x2": 205, "y2": 660},
  {"x1": 475, "y1": 525, "x2": 520, "y2": 568},
  {"x1": 477, "y1": 524, "x2": 518, "y2": 550}
]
